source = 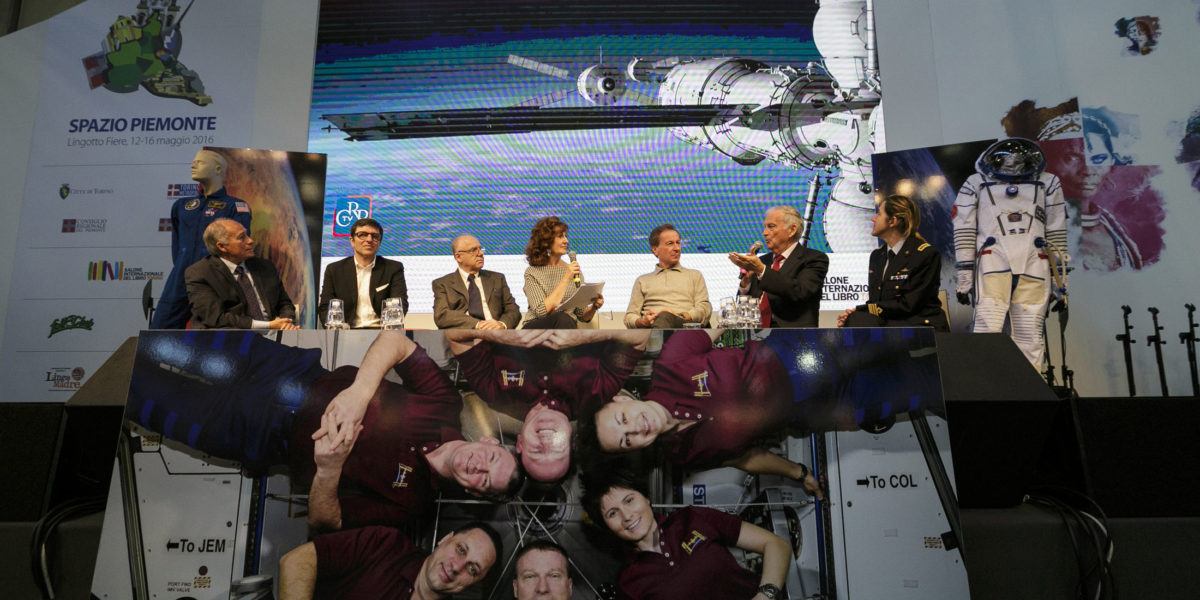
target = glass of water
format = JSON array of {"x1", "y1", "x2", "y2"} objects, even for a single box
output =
[
  {"x1": 325, "y1": 299, "x2": 346, "y2": 330},
  {"x1": 381, "y1": 297, "x2": 405, "y2": 330}
]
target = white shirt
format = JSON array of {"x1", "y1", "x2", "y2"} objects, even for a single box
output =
[{"x1": 354, "y1": 257, "x2": 381, "y2": 328}]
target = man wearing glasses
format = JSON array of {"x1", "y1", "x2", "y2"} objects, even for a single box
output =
[
  {"x1": 432, "y1": 234, "x2": 520, "y2": 329},
  {"x1": 318, "y1": 218, "x2": 408, "y2": 328}
]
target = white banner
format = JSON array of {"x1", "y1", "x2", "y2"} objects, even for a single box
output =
[{"x1": 2, "y1": 0, "x2": 265, "y2": 401}]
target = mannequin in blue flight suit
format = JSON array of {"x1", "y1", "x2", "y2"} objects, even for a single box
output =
[{"x1": 150, "y1": 149, "x2": 252, "y2": 329}]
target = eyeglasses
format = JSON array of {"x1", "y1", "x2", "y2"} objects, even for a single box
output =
[
  {"x1": 354, "y1": 232, "x2": 381, "y2": 241},
  {"x1": 454, "y1": 246, "x2": 485, "y2": 256}
]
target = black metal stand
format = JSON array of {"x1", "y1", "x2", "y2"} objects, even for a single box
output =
[
  {"x1": 1181, "y1": 303, "x2": 1198, "y2": 397},
  {"x1": 1116, "y1": 306, "x2": 1136, "y2": 397},
  {"x1": 1147, "y1": 307, "x2": 1169, "y2": 396}
]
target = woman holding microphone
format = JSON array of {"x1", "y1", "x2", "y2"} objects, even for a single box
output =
[{"x1": 521, "y1": 216, "x2": 604, "y2": 328}]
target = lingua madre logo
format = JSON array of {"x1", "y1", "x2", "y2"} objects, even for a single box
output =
[
  {"x1": 81, "y1": 1, "x2": 211, "y2": 106},
  {"x1": 49, "y1": 315, "x2": 95, "y2": 338}
]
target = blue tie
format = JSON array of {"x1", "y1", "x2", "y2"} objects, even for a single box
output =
[
  {"x1": 234, "y1": 265, "x2": 268, "y2": 320},
  {"x1": 467, "y1": 274, "x2": 485, "y2": 320}
]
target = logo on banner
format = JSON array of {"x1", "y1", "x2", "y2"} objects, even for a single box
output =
[
  {"x1": 62, "y1": 219, "x2": 107, "y2": 233},
  {"x1": 167, "y1": 183, "x2": 200, "y2": 198},
  {"x1": 46, "y1": 367, "x2": 85, "y2": 391},
  {"x1": 333, "y1": 195, "x2": 372, "y2": 237},
  {"x1": 60, "y1": 184, "x2": 71, "y2": 199},
  {"x1": 159, "y1": 218, "x2": 173, "y2": 231},
  {"x1": 88, "y1": 261, "x2": 164, "y2": 281},
  {"x1": 49, "y1": 315, "x2": 95, "y2": 338},
  {"x1": 82, "y1": 4, "x2": 212, "y2": 105}
]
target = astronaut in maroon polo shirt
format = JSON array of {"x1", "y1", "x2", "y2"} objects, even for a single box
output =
[
  {"x1": 577, "y1": 329, "x2": 822, "y2": 495},
  {"x1": 295, "y1": 331, "x2": 522, "y2": 531},
  {"x1": 444, "y1": 329, "x2": 649, "y2": 482},
  {"x1": 278, "y1": 522, "x2": 502, "y2": 600},
  {"x1": 581, "y1": 469, "x2": 791, "y2": 600}
]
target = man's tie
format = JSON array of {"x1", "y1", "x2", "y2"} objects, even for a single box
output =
[
  {"x1": 884, "y1": 249, "x2": 896, "y2": 275},
  {"x1": 467, "y1": 273, "x2": 485, "y2": 320},
  {"x1": 234, "y1": 265, "x2": 268, "y2": 320},
  {"x1": 759, "y1": 254, "x2": 784, "y2": 327}
]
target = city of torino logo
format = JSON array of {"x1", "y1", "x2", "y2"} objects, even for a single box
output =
[
  {"x1": 60, "y1": 184, "x2": 70, "y2": 199},
  {"x1": 49, "y1": 315, "x2": 95, "y2": 338}
]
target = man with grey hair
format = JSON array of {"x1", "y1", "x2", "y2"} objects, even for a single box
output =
[
  {"x1": 432, "y1": 234, "x2": 520, "y2": 329},
  {"x1": 185, "y1": 218, "x2": 299, "y2": 329},
  {"x1": 728, "y1": 205, "x2": 828, "y2": 327}
]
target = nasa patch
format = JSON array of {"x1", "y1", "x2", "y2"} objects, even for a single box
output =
[{"x1": 204, "y1": 208, "x2": 218, "y2": 217}]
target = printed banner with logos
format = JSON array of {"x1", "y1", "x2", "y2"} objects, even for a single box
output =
[{"x1": 0, "y1": 0, "x2": 266, "y2": 401}]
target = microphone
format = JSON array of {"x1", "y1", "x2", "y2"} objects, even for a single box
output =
[
  {"x1": 738, "y1": 242, "x2": 762, "y2": 280},
  {"x1": 568, "y1": 251, "x2": 580, "y2": 284}
]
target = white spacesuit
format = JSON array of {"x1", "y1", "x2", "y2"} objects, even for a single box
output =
[{"x1": 953, "y1": 138, "x2": 1068, "y2": 368}]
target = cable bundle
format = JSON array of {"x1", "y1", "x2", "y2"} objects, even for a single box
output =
[
  {"x1": 29, "y1": 496, "x2": 106, "y2": 600},
  {"x1": 1025, "y1": 486, "x2": 1116, "y2": 600}
]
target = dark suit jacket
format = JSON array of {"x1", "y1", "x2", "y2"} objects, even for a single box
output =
[
  {"x1": 748, "y1": 244, "x2": 829, "y2": 327},
  {"x1": 432, "y1": 269, "x2": 520, "y2": 329},
  {"x1": 317, "y1": 256, "x2": 407, "y2": 327},
  {"x1": 848, "y1": 237, "x2": 949, "y2": 331},
  {"x1": 185, "y1": 255, "x2": 296, "y2": 329}
]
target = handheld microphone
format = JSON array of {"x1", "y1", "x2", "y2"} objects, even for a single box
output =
[
  {"x1": 568, "y1": 251, "x2": 580, "y2": 284},
  {"x1": 739, "y1": 242, "x2": 763, "y2": 280}
]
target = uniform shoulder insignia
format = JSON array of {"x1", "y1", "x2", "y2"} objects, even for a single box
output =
[{"x1": 917, "y1": 243, "x2": 931, "y2": 252}]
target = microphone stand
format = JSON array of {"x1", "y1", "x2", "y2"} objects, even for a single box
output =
[
  {"x1": 1181, "y1": 303, "x2": 1199, "y2": 397},
  {"x1": 1147, "y1": 307, "x2": 1169, "y2": 396},
  {"x1": 1115, "y1": 305, "x2": 1136, "y2": 397}
]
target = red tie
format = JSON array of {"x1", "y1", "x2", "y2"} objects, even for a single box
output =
[{"x1": 759, "y1": 254, "x2": 784, "y2": 327}]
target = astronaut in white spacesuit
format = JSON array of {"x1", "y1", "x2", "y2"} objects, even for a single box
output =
[{"x1": 953, "y1": 138, "x2": 1069, "y2": 368}]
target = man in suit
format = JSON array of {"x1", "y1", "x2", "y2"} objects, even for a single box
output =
[
  {"x1": 728, "y1": 205, "x2": 829, "y2": 327},
  {"x1": 432, "y1": 234, "x2": 520, "y2": 329},
  {"x1": 185, "y1": 218, "x2": 299, "y2": 329},
  {"x1": 317, "y1": 218, "x2": 408, "y2": 328}
]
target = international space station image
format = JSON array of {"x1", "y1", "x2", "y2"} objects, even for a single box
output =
[{"x1": 319, "y1": 0, "x2": 884, "y2": 255}]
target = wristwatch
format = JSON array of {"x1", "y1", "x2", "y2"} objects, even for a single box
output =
[{"x1": 758, "y1": 583, "x2": 781, "y2": 599}]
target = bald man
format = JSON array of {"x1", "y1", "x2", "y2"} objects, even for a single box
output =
[{"x1": 432, "y1": 234, "x2": 520, "y2": 329}]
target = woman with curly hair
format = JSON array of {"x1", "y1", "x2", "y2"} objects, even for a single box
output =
[{"x1": 520, "y1": 216, "x2": 604, "y2": 328}]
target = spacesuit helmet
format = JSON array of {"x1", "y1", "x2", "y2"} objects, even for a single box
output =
[{"x1": 977, "y1": 137, "x2": 1046, "y2": 182}]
